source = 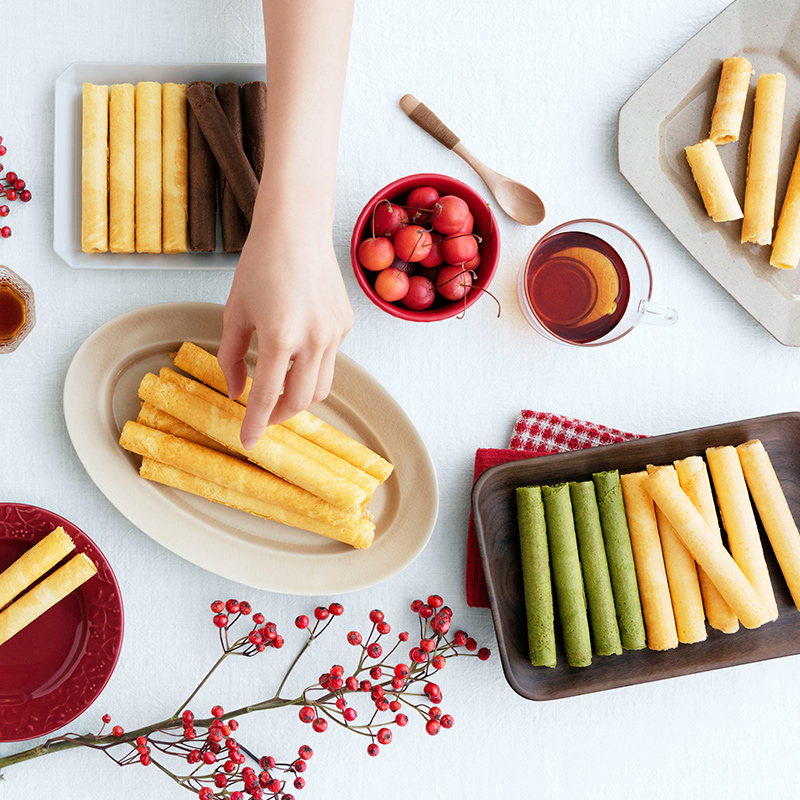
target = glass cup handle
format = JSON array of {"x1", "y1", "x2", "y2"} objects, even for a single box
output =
[{"x1": 638, "y1": 300, "x2": 678, "y2": 326}]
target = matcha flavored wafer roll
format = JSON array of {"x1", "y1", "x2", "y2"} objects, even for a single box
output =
[
  {"x1": 541, "y1": 483, "x2": 592, "y2": 668},
  {"x1": 592, "y1": 470, "x2": 646, "y2": 650},
  {"x1": 569, "y1": 481, "x2": 622, "y2": 656},
  {"x1": 516, "y1": 486, "x2": 556, "y2": 668}
]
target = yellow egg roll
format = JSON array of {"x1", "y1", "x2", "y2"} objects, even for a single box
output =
[
  {"x1": 709, "y1": 56, "x2": 753, "y2": 145},
  {"x1": 108, "y1": 83, "x2": 135, "y2": 253},
  {"x1": 162, "y1": 83, "x2": 188, "y2": 254},
  {"x1": 620, "y1": 472, "x2": 678, "y2": 651},
  {"x1": 742, "y1": 73, "x2": 786, "y2": 245},
  {"x1": 674, "y1": 456, "x2": 739, "y2": 634},
  {"x1": 706, "y1": 446, "x2": 778, "y2": 619},
  {"x1": 120, "y1": 421, "x2": 363, "y2": 529},
  {"x1": 137, "y1": 372, "x2": 367, "y2": 512},
  {"x1": 137, "y1": 402, "x2": 233, "y2": 455},
  {"x1": 685, "y1": 139, "x2": 743, "y2": 222},
  {"x1": 0, "y1": 527, "x2": 75, "y2": 611},
  {"x1": 737, "y1": 439, "x2": 800, "y2": 610},
  {"x1": 140, "y1": 459, "x2": 372, "y2": 548},
  {"x1": 0, "y1": 553, "x2": 97, "y2": 647},
  {"x1": 135, "y1": 81, "x2": 162, "y2": 253},
  {"x1": 647, "y1": 465, "x2": 707, "y2": 644},
  {"x1": 172, "y1": 342, "x2": 394, "y2": 482},
  {"x1": 770, "y1": 140, "x2": 800, "y2": 269},
  {"x1": 81, "y1": 82, "x2": 108, "y2": 253},
  {"x1": 643, "y1": 467, "x2": 772, "y2": 629}
]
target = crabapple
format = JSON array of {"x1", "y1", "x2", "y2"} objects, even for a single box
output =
[{"x1": 436, "y1": 265, "x2": 472, "y2": 301}]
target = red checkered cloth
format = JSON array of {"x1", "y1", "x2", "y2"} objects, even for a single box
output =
[{"x1": 465, "y1": 411, "x2": 645, "y2": 608}]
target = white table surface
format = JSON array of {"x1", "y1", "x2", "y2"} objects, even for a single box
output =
[{"x1": 3, "y1": 0, "x2": 800, "y2": 798}]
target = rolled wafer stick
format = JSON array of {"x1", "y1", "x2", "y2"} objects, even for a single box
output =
[
  {"x1": 541, "y1": 484, "x2": 592, "y2": 668},
  {"x1": 162, "y1": 83, "x2": 189, "y2": 254},
  {"x1": 516, "y1": 486, "x2": 556, "y2": 668},
  {"x1": 108, "y1": 83, "x2": 135, "y2": 253},
  {"x1": 186, "y1": 81, "x2": 259, "y2": 224},
  {"x1": 81, "y1": 82, "x2": 108, "y2": 253},
  {"x1": 646, "y1": 465, "x2": 707, "y2": 644},
  {"x1": 592, "y1": 470, "x2": 646, "y2": 650},
  {"x1": 619, "y1": 472, "x2": 678, "y2": 651},
  {"x1": 568, "y1": 481, "x2": 622, "y2": 656},
  {"x1": 158, "y1": 368, "x2": 379, "y2": 498},
  {"x1": 737, "y1": 439, "x2": 800, "y2": 610},
  {"x1": 172, "y1": 342, "x2": 394, "y2": 482},
  {"x1": 0, "y1": 554, "x2": 97, "y2": 647},
  {"x1": 685, "y1": 140, "x2": 743, "y2": 222},
  {"x1": 0, "y1": 527, "x2": 75, "y2": 611},
  {"x1": 674, "y1": 456, "x2": 739, "y2": 633},
  {"x1": 138, "y1": 372, "x2": 367, "y2": 511},
  {"x1": 137, "y1": 402, "x2": 232, "y2": 455},
  {"x1": 120, "y1": 421, "x2": 362, "y2": 528},
  {"x1": 770, "y1": 140, "x2": 800, "y2": 269},
  {"x1": 188, "y1": 83, "x2": 217, "y2": 253},
  {"x1": 706, "y1": 446, "x2": 778, "y2": 619},
  {"x1": 140, "y1": 459, "x2": 373, "y2": 548},
  {"x1": 135, "y1": 81, "x2": 162, "y2": 253},
  {"x1": 709, "y1": 56, "x2": 753, "y2": 145},
  {"x1": 742, "y1": 73, "x2": 786, "y2": 245},
  {"x1": 215, "y1": 82, "x2": 249, "y2": 254},
  {"x1": 241, "y1": 80, "x2": 267, "y2": 181},
  {"x1": 642, "y1": 467, "x2": 772, "y2": 629}
]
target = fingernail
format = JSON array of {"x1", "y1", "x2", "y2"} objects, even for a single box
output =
[{"x1": 242, "y1": 438, "x2": 258, "y2": 451}]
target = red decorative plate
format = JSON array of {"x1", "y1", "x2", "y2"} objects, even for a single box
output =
[{"x1": 0, "y1": 503, "x2": 124, "y2": 742}]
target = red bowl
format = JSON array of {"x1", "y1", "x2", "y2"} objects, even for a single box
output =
[{"x1": 350, "y1": 174, "x2": 501, "y2": 321}]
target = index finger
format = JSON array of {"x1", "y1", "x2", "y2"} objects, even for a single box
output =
[
  {"x1": 238, "y1": 346, "x2": 292, "y2": 450},
  {"x1": 217, "y1": 310, "x2": 254, "y2": 402}
]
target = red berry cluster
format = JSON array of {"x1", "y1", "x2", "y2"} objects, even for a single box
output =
[
  {"x1": 357, "y1": 190, "x2": 486, "y2": 311},
  {"x1": 210, "y1": 599, "x2": 284, "y2": 653},
  {"x1": 0, "y1": 136, "x2": 33, "y2": 240},
  {"x1": 296, "y1": 595, "x2": 490, "y2": 757}
]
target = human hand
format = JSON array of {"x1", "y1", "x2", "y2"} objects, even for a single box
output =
[{"x1": 218, "y1": 208, "x2": 353, "y2": 450}]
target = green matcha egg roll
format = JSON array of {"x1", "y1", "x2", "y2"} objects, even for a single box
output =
[
  {"x1": 592, "y1": 470, "x2": 646, "y2": 650},
  {"x1": 569, "y1": 481, "x2": 623, "y2": 656},
  {"x1": 516, "y1": 486, "x2": 557, "y2": 668},
  {"x1": 541, "y1": 483, "x2": 592, "y2": 668}
]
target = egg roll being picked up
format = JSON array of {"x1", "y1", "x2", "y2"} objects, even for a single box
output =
[{"x1": 171, "y1": 342, "x2": 394, "y2": 482}]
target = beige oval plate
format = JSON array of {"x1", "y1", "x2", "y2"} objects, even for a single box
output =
[{"x1": 63, "y1": 302, "x2": 437, "y2": 595}]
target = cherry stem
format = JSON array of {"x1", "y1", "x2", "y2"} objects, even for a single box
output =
[{"x1": 174, "y1": 649, "x2": 232, "y2": 716}]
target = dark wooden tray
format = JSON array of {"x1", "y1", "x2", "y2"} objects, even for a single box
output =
[{"x1": 471, "y1": 412, "x2": 800, "y2": 700}]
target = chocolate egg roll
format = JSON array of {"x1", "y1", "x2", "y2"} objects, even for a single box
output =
[
  {"x1": 516, "y1": 486, "x2": 556, "y2": 668},
  {"x1": 138, "y1": 372, "x2": 367, "y2": 511},
  {"x1": 172, "y1": 342, "x2": 394, "y2": 482},
  {"x1": 592, "y1": 470, "x2": 646, "y2": 650},
  {"x1": 186, "y1": 81, "x2": 259, "y2": 223},
  {"x1": 541, "y1": 483, "x2": 592, "y2": 668},
  {"x1": 241, "y1": 80, "x2": 267, "y2": 181},
  {"x1": 0, "y1": 527, "x2": 75, "y2": 611},
  {"x1": 569, "y1": 481, "x2": 622, "y2": 656},
  {"x1": 0, "y1": 554, "x2": 96, "y2": 648},
  {"x1": 188, "y1": 82, "x2": 217, "y2": 253},
  {"x1": 215, "y1": 82, "x2": 249, "y2": 254}
]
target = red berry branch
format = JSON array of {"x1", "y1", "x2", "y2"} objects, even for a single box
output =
[
  {"x1": 0, "y1": 135, "x2": 33, "y2": 239},
  {"x1": 0, "y1": 594, "x2": 490, "y2": 799}
]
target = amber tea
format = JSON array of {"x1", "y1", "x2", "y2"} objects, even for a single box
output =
[{"x1": 523, "y1": 231, "x2": 630, "y2": 343}]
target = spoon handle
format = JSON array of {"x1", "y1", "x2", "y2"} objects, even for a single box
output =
[{"x1": 399, "y1": 94, "x2": 460, "y2": 150}]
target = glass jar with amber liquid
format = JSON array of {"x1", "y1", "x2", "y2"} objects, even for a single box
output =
[{"x1": 0, "y1": 266, "x2": 35, "y2": 354}]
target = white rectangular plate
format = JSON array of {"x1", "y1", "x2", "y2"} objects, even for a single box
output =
[
  {"x1": 53, "y1": 61, "x2": 265, "y2": 270},
  {"x1": 618, "y1": 0, "x2": 800, "y2": 345}
]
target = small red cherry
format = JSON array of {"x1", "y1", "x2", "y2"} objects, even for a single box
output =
[
  {"x1": 19, "y1": 190, "x2": 31, "y2": 203},
  {"x1": 13, "y1": 179, "x2": 24, "y2": 191},
  {"x1": 5, "y1": 189, "x2": 16, "y2": 202},
  {"x1": 0, "y1": 205, "x2": 8, "y2": 217},
  {"x1": 4, "y1": 171, "x2": 16, "y2": 184},
  {"x1": 112, "y1": 725, "x2": 124, "y2": 737}
]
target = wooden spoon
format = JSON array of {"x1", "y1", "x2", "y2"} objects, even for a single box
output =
[{"x1": 399, "y1": 94, "x2": 545, "y2": 226}]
